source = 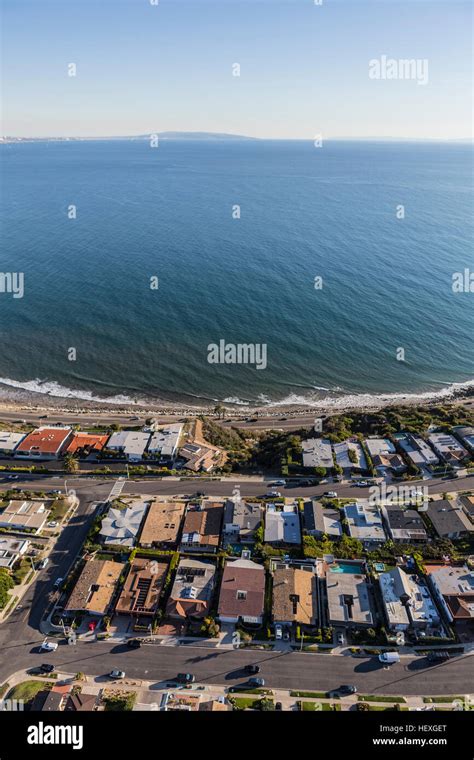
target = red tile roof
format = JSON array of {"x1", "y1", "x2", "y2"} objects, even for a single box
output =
[
  {"x1": 16, "y1": 427, "x2": 72, "y2": 454},
  {"x1": 218, "y1": 560, "x2": 265, "y2": 619},
  {"x1": 65, "y1": 433, "x2": 109, "y2": 455}
]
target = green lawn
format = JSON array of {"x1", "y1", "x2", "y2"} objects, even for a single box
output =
[
  {"x1": 291, "y1": 690, "x2": 328, "y2": 699},
  {"x1": 300, "y1": 701, "x2": 340, "y2": 711},
  {"x1": 103, "y1": 692, "x2": 136, "y2": 711},
  {"x1": 8, "y1": 680, "x2": 51, "y2": 703},
  {"x1": 358, "y1": 695, "x2": 406, "y2": 703},
  {"x1": 231, "y1": 697, "x2": 267, "y2": 710},
  {"x1": 423, "y1": 696, "x2": 464, "y2": 704}
]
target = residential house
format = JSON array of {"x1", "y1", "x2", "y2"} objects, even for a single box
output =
[
  {"x1": 166, "y1": 558, "x2": 216, "y2": 620},
  {"x1": 381, "y1": 504, "x2": 428, "y2": 543},
  {"x1": 65, "y1": 692, "x2": 97, "y2": 712},
  {"x1": 15, "y1": 427, "x2": 73, "y2": 460},
  {"x1": 452, "y1": 426, "x2": 474, "y2": 454},
  {"x1": 425, "y1": 500, "x2": 473, "y2": 540},
  {"x1": 326, "y1": 565, "x2": 375, "y2": 628},
  {"x1": 139, "y1": 500, "x2": 186, "y2": 548},
  {"x1": 105, "y1": 431, "x2": 151, "y2": 462},
  {"x1": 0, "y1": 536, "x2": 30, "y2": 570},
  {"x1": 394, "y1": 432, "x2": 439, "y2": 469},
  {"x1": 343, "y1": 502, "x2": 386, "y2": 545},
  {"x1": 64, "y1": 559, "x2": 124, "y2": 616},
  {"x1": 115, "y1": 558, "x2": 167, "y2": 620},
  {"x1": 303, "y1": 500, "x2": 342, "y2": 539},
  {"x1": 222, "y1": 498, "x2": 262, "y2": 544},
  {"x1": 100, "y1": 501, "x2": 148, "y2": 548},
  {"x1": 379, "y1": 567, "x2": 440, "y2": 632},
  {"x1": 65, "y1": 432, "x2": 109, "y2": 457},
  {"x1": 428, "y1": 433, "x2": 469, "y2": 466},
  {"x1": 272, "y1": 566, "x2": 318, "y2": 626},
  {"x1": 371, "y1": 453, "x2": 407, "y2": 475},
  {"x1": 364, "y1": 438, "x2": 396, "y2": 459},
  {"x1": 147, "y1": 424, "x2": 183, "y2": 461},
  {"x1": 332, "y1": 440, "x2": 367, "y2": 472},
  {"x1": 302, "y1": 438, "x2": 333, "y2": 470},
  {"x1": 264, "y1": 504, "x2": 301, "y2": 545},
  {"x1": 428, "y1": 565, "x2": 474, "y2": 636},
  {"x1": 179, "y1": 502, "x2": 223, "y2": 553},
  {"x1": 31, "y1": 690, "x2": 67, "y2": 712},
  {"x1": 0, "y1": 431, "x2": 26, "y2": 455},
  {"x1": 218, "y1": 558, "x2": 265, "y2": 624},
  {"x1": 0, "y1": 500, "x2": 48, "y2": 533},
  {"x1": 458, "y1": 494, "x2": 474, "y2": 524},
  {"x1": 178, "y1": 442, "x2": 223, "y2": 472}
]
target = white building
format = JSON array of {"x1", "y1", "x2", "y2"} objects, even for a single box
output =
[
  {"x1": 105, "y1": 431, "x2": 151, "y2": 462},
  {"x1": 147, "y1": 424, "x2": 183, "y2": 460},
  {"x1": 343, "y1": 501, "x2": 386, "y2": 544},
  {"x1": 379, "y1": 567, "x2": 440, "y2": 631},
  {"x1": 0, "y1": 431, "x2": 26, "y2": 455},
  {"x1": 0, "y1": 536, "x2": 30, "y2": 569},
  {"x1": 302, "y1": 438, "x2": 333, "y2": 469},
  {"x1": 364, "y1": 438, "x2": 395, "y2": 458},
  {"x1": 333, "y1": 440, "x2": 367, "y2": 471},
  {"x1": 428, "y1": 433, "x2": 468, "y2": 466},
  {"x1": 100, "y1": 502, "x2": 148, "y2": 547},
  {"x1": 428, "y1": 565, "x2": 474, "y2": 624}
]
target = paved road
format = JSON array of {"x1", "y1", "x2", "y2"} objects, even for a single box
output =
[
  {"x1": 4, "y1": 472, "x2": 471, "y2": 501},
  {"x1": 1, "y1": 638, "x2": 473, "y2": 696}
]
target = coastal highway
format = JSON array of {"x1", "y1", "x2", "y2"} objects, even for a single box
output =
[
  {"x1": 0, "y1": 637, "x2": 473, "y2": 697},
  {"x1": 3, "y1": 400, "x2": 473, "y2": 433}
]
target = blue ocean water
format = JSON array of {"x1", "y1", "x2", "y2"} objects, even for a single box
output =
[{"x1": 0, "y1": 139, "x2": 472, "y2": 407}]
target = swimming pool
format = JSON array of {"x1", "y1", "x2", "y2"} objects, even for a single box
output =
[{"x1": 329, "y1": 562, "x2": 366, "y2": 574}]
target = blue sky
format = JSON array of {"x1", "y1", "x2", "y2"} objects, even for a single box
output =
[{"x1": 1, "y1": 0, "x2": 472, "y2": 139}]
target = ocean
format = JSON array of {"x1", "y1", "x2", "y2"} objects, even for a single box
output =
[{"x1": 0, "y1": 139, "x2": 473, "y2": 408}]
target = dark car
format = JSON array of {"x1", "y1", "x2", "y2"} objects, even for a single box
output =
[
  {"x1": 40, "y1": 663, "x2": 55, "y2": 674},
  {"x1": 337, "y1": 684, "x2": 357, "y2": 695},
  {"x1": 244, "y1": 664, "x2": 260, "y2": 675},
  {"x1": 127, "y1": 638, "x2": 142, "y2": 648},
  {"x1": 427, "y1": 651, "x2": 451, "y2": 663},
  {"x1": 275, "y1": 702, "x2": 283, "y2": 710},
  {"x1": 248, "y1": 677, "x2": 265, "y2": 687},
  {"x1": 177, "y1": 673, "x2": 195, "y2": 684}
]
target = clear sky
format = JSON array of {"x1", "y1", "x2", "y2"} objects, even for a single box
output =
[{"x1": 1, "y1": 0, "x2": 472, "y2": 139}]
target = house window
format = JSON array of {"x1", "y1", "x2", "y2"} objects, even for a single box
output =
[{"x1": 237, "y1": 590, "x2": 247, "y2": 601}]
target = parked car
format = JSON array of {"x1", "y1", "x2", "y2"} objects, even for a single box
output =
[
  {"x1": 248, "y1": 677, "x2": 265, "y2": 687},
  {"x1": 356, "y1": 481, "x2": 368, "y2": 487},
  {"x1": 283, "y1": 630, "x2": 290, "y2": 641},
  {"x1": 176, "y1": 673, "x2": 195, "y2": 684},
  {"x1": 271, "y1": 480, "x2": 286, "y2": 487},
  {"x1": 337, "y1": 633, "x2": 345, "y2": 646},
  {"x1": 39, "y1": 558, "x2": 49, "y2": 569},
  {"x1": 427, "y1": 651, "x2": 451, "y2": 663},
  {"x1": 275, "y1": 701, "x2": 283, "y2": 710},
  {"x1": 109, "y1": 670, "x2": 125, "y2": 679},
  {"x1": 328, "y1": 684, "x2": 357, "y2": 697},
  {"x1": 53, "y1": 577, "x2": 64, "y2": 589},
  {"x1": 40, "y1": 663, "x2": 55, "y2": 673},
  {"x1": 324, "y1": 491, "x2": 337, "y2": 498},
  {"x1": 47, "y1": 521, "x2": 58, "y2": 528},
  {"x1": 244, "y1": 664, "x2": 260, "y2": 675},
  {"x1": 275, "y1": 624, "x2": 283, "y2": 640},
  {"x1": 127, "y1": 639, "x2": 142, "y2": 649},
  {"x1": 266, "y1": 491, "x2": 281, "y2": 498},
  {"x1": 378, "y1": 652, "x2": 400, "y2": 664},
  {"x1": 40, "y1": 640, "x2": 58, "y2": 652}
]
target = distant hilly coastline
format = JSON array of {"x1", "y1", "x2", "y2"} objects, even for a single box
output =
[{"x1": 1, "y1": 131, "x2": 260, "y2": 143}]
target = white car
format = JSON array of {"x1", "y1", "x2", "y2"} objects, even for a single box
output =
[
  {"x1": 47, "y1": 521, "x2": 58, "y2": 528},
  {"x1": 40, "y1": 640, "x2": 58, "y2": 652},
  {"x1": 109, "y1": 669, "x2": 125, "y2": 679},
  {"x1": 266, "y1": 491, "x2": 281, "y2": 498},
  {"x1": 40, "y1": 558, "x2": 49, "y2": 569},
  {"x1": 324, "y1": 491, "x2": 337, "y2": 499},
  {"x1": 275, "y1": 624, "x2": 283, "y2": 640}
]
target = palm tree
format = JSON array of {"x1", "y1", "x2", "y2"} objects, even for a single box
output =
[
  {"x1": 64, "y1": 454, "x2": 79, "y2": 474},
  {"x1": 213, "y1": 404, "x2": 225, "y2": 419}
]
